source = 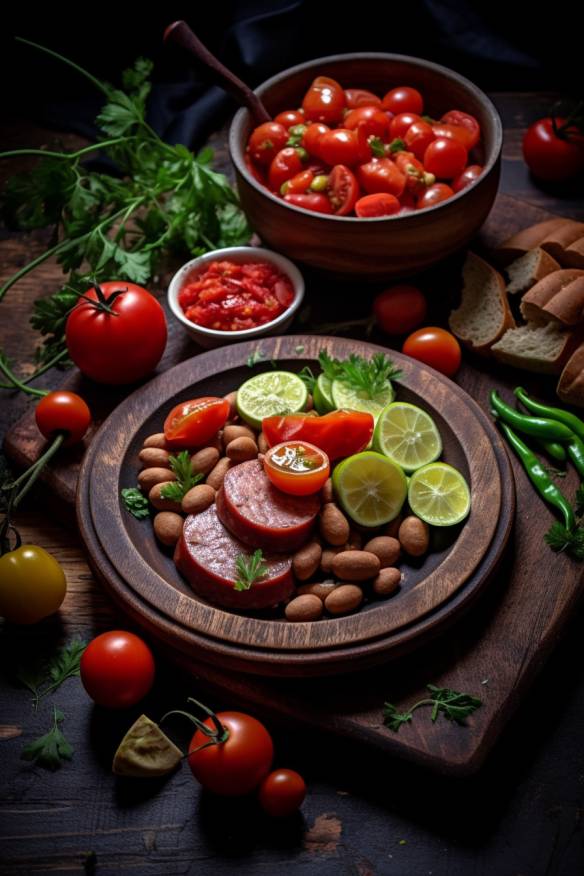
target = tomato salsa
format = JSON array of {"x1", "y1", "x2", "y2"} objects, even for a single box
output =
[{"x1": 178, "y1": 260, "x2": 295, "y2": 331}]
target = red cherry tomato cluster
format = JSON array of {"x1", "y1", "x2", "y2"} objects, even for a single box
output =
[{"x1": 246, "y1": 76, "x2": 484, "y2": 217}]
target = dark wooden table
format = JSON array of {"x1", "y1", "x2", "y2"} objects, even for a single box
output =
[{"x1": 1, "y1": 93, "x2": 584, "y2": 876}]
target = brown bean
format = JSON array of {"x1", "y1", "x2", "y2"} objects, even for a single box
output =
[
  {"x1": 399, "y1": 516, "x2": 429, "y2": 557},
  {"x1": 223, "y1": 391, "x2": 238, "y2": 419},
  {"x1": 292, "y1": 540, "x2": 322, "y2": 581},
  {"x1": 345, "y1": 529, "x2": 363, "y2": 551},
  {"x1": 324, "y1": 584, "x2": 363, "y2": 616},
  {"x1": 143, "y1": 432, "x2": 168, "y2": 449},
  {"x1": 205, "y1": 457, "x2": 233, "y2": 491},
  {"x1": 181, "y1": 484, "x2": 216, "y2": 515},
  {"x1": 332, "y1": 550, "x2": 380, "y2": 581},
  {"x1": 138, "y1": 467, "x2": 177, "y2": 492},
  {"x1": 191, "y1": 446, "x2": 220, "y2": 475},
  {"x1": 223, "y1": 424, "x2": 256, "y2": 446},
  {"x1": 257, "y1": 432, "x2": 269, "y2": 454},
  {"x1": 384, "y1": 515, "x2": 403, "y2": 539},
  {"x1": 321, "y1": 547, "x2": 344, "y2": 574},
  {"x1": 153, "y1": 512, "x2": 184, "y2": 546},
  {"x1": 226, "y1": 436, "x2": 258, "y2": 462},
  {"x1": 139, "y1": 447, "x2": 170, "y2": 468},
  {"x1": 206, "y1": 431, "x2": 224, "y2": 453},
  {"x1": 319, "y1": 503, "x2": 350, "y2": 546},
  {"x1": 149, "y1": 483, "x2": 182, "y2": 513},
  {"x1": 363, "y1": 536, "x2": 401, "y2": 568},
  {"x1": 373, "y1": 567, "x2": 401, "y2": 597},
  {"x1": 321, "y1": 477, "x2": 334, "y2": 504},
  {"x1": 285, "y1": 594, "x2": 323, "y2": 622},
  {"x1": 297, "y1": 580, "x2": 338, "y2": 601}
]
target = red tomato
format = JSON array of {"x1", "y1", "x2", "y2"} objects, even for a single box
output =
[
  {"x1": 248, "y1": 122, "x2": 289, "y2": 166},
  {"x1": 244, "y1": 152, "x2": 267, "y2": 185},
  {"x1": 65, "y1": 282, "x2": 167, "y2": 385},
  {"x1": 188, "y1": 712, "x2": 273, "y2": 796},
  {"x1": 417, "y1": 183, "x2": 454, "y2": 209},
  {"x1": 164, "y1": 397, "x2": 229, "y2": 449},
  {"x1": 403, "y1": 120, "x2": 435, "y2": 160},
  {"x1": 355, "y1": 192, "x2": 401, "y2": 217},
  {"x1": 268, "y1": 147, "x2": 305, "y2": 191},
  {"x1": 262, "y1": 410, "x2": 374, "y2": 461},
  {"x1": 394, "y1": 150, "x2": 429, "y2": 195},
  {"x1": 284, "y1": 192, "x2": 332, "y2": 214},
  {"x1": 80, "y1": 631, "x2": 155, "y2": 709},
  {"x1": 440, "y1": 110, "x2": 481, "y2": 150},
  {"x1": 357, "y1": 158, "x2": 406, "y2": 197},
  {"x1": 374, "y1": 285, "x2": 427, "y2": 334},
  {"x1": 318, "y1": 129, "x2": 361, "y2": 166},
  {"x1": 302, "y1": 76, "x2": 346, "y2": 125},
  {"x1": 344, "y1": 106, "x2": 390, "y2": 140},
  {"x1": 431, "y1": 122, "x2": 477, "y2": 152},
  {"x1": 264, "y1": 441, "x2": 330, "y2": 496},
  {"x1": 345, "y1": 88, "x2": 381, "y2": 109},
  {"x1": 258, "y1": 769, "x2": 307, "y2": 817},
  {"x1": 301, "y1": 122, "x2": 330, "y2": 159},
  {"x1": 389, "y1": 112, "x2": 421, "y2": 140},
  {"x1": 281, "y1": 169, "x2": 314, "y2": 195},
  {"x1": 423, "y1": 138, "x2": 468, "y2": 179},
  {"x1": 402, "y1": 327, "x2": 461, "y2": 377},
  {"x1": 523, "y1": 117, "x2": 584, "y2": 182},
  {"x1": 452, "y1": 164, "x2": 483, "y2": 192},
  {"x1": 328, "y1": 165, "x2": 359, "y2": 215},
  {"x1": 274, "y1": 109, "x2": 304, "y2": 129},
  {"x1": 382, "y1": 86, "x2": 424, "y2": 116},
  {"x1": 35, "y1": 391, "x2": 91, "y2": 446}
]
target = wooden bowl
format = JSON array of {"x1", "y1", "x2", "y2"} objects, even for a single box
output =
[{"x1": 229, "y1": 53, "x2": 502, "y2": 280}]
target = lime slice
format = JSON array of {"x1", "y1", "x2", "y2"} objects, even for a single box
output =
[
  {"x1": 313, "y1": 374, "x2": 334, "y2": 414},
  {"x1": 332, "y1": 451, "x2": 407, "y2": 527},
  {"x1": 373, "y1": 402, "x2": 442, "y2": 473},
  {"x1": 408, "y1": 462, "x2": 471, "y2": 526},
  {"x1": 237, "y1": 371, "x2": 308, "y2": 429},
  {"x1": 331, "y1": 378, "x2": 394, "y2": 420}
]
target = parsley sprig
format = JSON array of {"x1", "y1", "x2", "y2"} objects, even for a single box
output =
[
  {"x1": 383, "y1": 684, "x2": 482, "y2": 732},
  {"x1": 544, "y1": 484, "x2": 584, "y2": 560},
  {"x1": 160, "y1": 451, "x2": 204, "y2": 502},
  {"x1": 15, "y1": 639, "x2": 86, "y2": 711},
  {"x1": 21, "y1": 706, "x2": 73, "y2": 770},
  {"x1": 234, "y1": 549, "x2": 268, "y2": 591},
  {"x1": 318, "y1": 351, "x2": 401, "y2": 399},
  {"x1": 121, "y1": 487, "x2": 150, "y2": 519}
]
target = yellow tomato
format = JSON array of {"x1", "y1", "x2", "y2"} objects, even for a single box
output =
[{"x1": 0, "y1": 545, "x2": 66, "y2": 624}]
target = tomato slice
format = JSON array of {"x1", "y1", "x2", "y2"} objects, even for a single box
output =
[
  {"x1": 328, "y1": 165, "x2": 359, "y2": 215},
  {"x1": 262, "y1": 410, "x2": 374, "y2": 461},
  {"x1": 164, "y1": 397, "x2": 230, "y2": 449},
  {"x1": 264, "y1": 441, "x2": 330, "y2": 496}
]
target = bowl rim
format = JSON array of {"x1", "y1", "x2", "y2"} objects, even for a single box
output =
[
  {"x1": 167, "y1": 245, "x2": 305, "y2": 339},
  {"x1": 229, "y1": 51, "x2": 503, "y2": 224}
]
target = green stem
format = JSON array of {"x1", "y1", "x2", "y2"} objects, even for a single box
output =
[
  {"x1": 0, "y1": 239, "x2": 72, "y2": 303},
  {"x1": 12, "y1": 434, "x2": 65, "y2": 508},
  {"x1": 0, "y1": 347, "x2": 69, "y2": 391},
  {"x1": 0, "y1": 137, "x2": 134, "y2": 162},
  {"x1": 15, "y1": 37, "x2": 110, "y2": 98},
  {"x1": 0, "y1": 357, "x2": 47, "y2": 397}
]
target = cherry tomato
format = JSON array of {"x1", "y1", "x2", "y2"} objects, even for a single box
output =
[
  {"x1": 523, "y1": 117, "x2": 584, "y2": 182},
  {"x1": 80, "y1": 631, "x2": 155, "y2": 709},
  {"x1": 452, "y1": 164, "x2": 483, "y2": 192},
  {"x1": 402, "y1": 327, "x2": 461, "y2": 377},
  {"x1": 274, "y1": 109, "x2": 304, "y2": 130},
  {"x1": 264, "y1": 441, "x2": 330, "y2": 496},
  {"x1": 403, "y1": 120, "x2": 435, "y2": 160},
  {"x1": 284, "y1": 192, "x2": 332, "y2": 214},
  {"x1": 0, "y1": 545, "x2": 66, "y2": 625},
  {"x1": 262, "y1": 410, "x2": 374, "y2": 461},
  {"x1": 374, "y1": 285, "x2": 427, "y2": 334},
  {"x1": 440, "y1": 110, "x2": 481, "y2": 151},
  {"x1": 268, "y1": 147, "x2": 305, "y2": 191},
  {"x1": 281, "y1": 169, "x2": 314, "y2": 195},
  {"x1": 35, "y1": 391, "x2": 91, "y2": 446},
  {"x1": 389, "y1": 112, "x2": 421, "y2": 140},
  {"x1": 258, "y1": 769, "x2": 307, "y2": 817},
  {"x1": 382, "y1": 86, "x2": 424, "y2": 116},
  {"x1": 164, "y1": 397, "x2": 230, "y2": 449},
  {"x1": 345, "y1": 89, "x2": 381, "y2": 109},
  {"x1": 344, "y1": 106, "x2": 390, "y2": 140},
  {"x1": 301, "y1": 122, "x2": 330, "y2": 159},
  {"x1": 355, "y1": 192, "x2": 400, "y2": 217},
  {"x1": 423, "y1": 138, "x2": 468, "y2": 179},
  {"x1": 394, "y1": 151, "x2": 430, "y2": 195},
  {"x1": 65, "y1": 282, "x2": 167, "y2": 385},
  {"x1": 302, "y1": 76, "x2": 346, "y2": 125},
  {"x1": 318, "y1": 129, "x2": 361, "y2": 166},
  {"x1": 431, "y1": 122, "x2": 477, "y2": 152},
  {"x1": 188, "y1": 711, "x2": 273, "y2": 796},
  {"x1": 417, "y1": 183, "x2": 454, "y2": 209},
  {"x1": 327, "y1": 165, "x2": 359, "y2": 215},
  {"x1": 248, "y1": 122, "x2": 289, "y2": 166},
  {"x1": 357, "y1": 158, "x2": 406, "y2": 197}
]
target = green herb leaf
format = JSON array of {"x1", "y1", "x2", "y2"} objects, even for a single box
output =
[
  {"x1": 121, "y1": 487, "x2": 150, "y2": 519},
  {"x1": 544, "y1": 522, "x2": 584, "y2": 560},
  {"x1": 319, "y1": 351, "x2": 401, "y2": 399},
  {"x1": 383, "y1": 684, "x2": 482, "y2": 732},
  {"x1": 234, "y1": 549, "x2": 268, "y2": 591},
  {"x1": 21, "y1": 706, "x2": 73, "y2": 770},
  {"x1": 247, "y1": 349, "x2": 266, "y2": 367},
  {"x1": 298, "y1": 365, "x2": 316, "y2": 393},
  {"x1": 47, "y1": 640, "x2": 86, "y2": 689},
  {"x1": 14, "y1": 639, "x2": 87, "y2": 710},
  {"x1": 160, "y1": 451, "x2": 203, "y2": 501},
  {"x1": 382, "y1": 702, "x2": 414, "y2": 732}
]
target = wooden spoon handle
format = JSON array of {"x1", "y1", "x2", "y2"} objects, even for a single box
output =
[{"x1": 164, "y1": 20, "x2": 271, "y2": 125}]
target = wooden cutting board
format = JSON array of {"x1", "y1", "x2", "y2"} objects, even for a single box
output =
[{"x1": 4, "y1": 193, "x2": 584, "y2": 774}]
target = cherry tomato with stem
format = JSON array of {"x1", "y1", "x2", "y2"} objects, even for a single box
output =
[
  {"x1": 357, "y1": 157, "x2": 406, "y2": 197},
  {"x1": 259, "y1": 769, "x2": 307, "y2": 817},
  {"x1": 417, "y1": 183, "x2": 454, "y2": 209},
  {"x1": 345, "y1": 106, "x2": 390, "y2": 140},
  {"x1": 522, "y1": 117, "x2": 584, "y2": 182},
  {"x1": 440, "y1": 110, "x2": 481, "y2": 150},
  {"x1": 80, "y1": 631, "x2": 155, "y2": 709},
  {"x1": 345, "y1": 88, "x2": 382, "y2": 109},
  {"x1": 164, "y1": 397, "x2": 230, "y2": 449},
  {"x1": 284, "y1": 192, "x2": 332, "y2": 213},
  {"x1": 355, "y1": 192, "x2": 401, "y2": 217},
  {"x1": 374, "y1": 285, "x2": 427, "y2": 334},
  {"x1": 452, "y1": 164, "x2": 483, "y2": 192},
  {"x1": 302, "y1": 76, "x2": 346, "y2": 125},
  {"x1": 327, "y1": 164, "x2": 359, "y2": 215},
  {"x1": 35, "y1": 391, "x2": 91, "y2": 446},
  {"x1": 423, "y1": 138, "x2": 468, "y2": 179},
  {"x1": 274, "y1": 109, "x2": 304, "y2": 129},
  {"x1": 382, "y1": 86, "x2": 424, "y2": 116},
  {"x1": 402, "y1": 326, "x2": 461, "y2": 377},
  {"x1": 268, "y1": 147, "x2": 306, "y2": 191},
  {"x1": 389, "y1": 112, "x2": 421, "y2": 140},
  {"x1": 248, "y1": 122, "x2": 289, "y2": 166},
  {"x1": 403, "y1": 120, "x2": 435, "y2": 160},
  {"x1": 264, "y1": 441, "x2": 330, "y2": 496}
]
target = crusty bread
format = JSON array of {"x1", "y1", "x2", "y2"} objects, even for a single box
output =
[
  {"x1": 491, "y1": 322, "x2": 580, "y2": 375},
  {"x1": 505, "y1": 247, "x2": 560, "y2": 295},
  {"x1": 557, "y1": 343, "x2": 584, "y2": 407},
  {"x1": 520, "y1": 269, "x2": 584, "y2": 326},
  {"x1": 449, "y1": 252, "x2": 515, "y2": 355},
  {"x1": 562, "y1": 237, "x2": 584, "y2": 270},
  {"x1": 539, "y1": 220, "x2": 584, "y2": 263},
  {"x1": 496, "y1": 218, "x2": 568, "y2": 265}
]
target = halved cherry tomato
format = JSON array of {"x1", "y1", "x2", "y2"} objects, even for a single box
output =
[
  {"x1": 389, "y1": 112, "x2": 421, "y2": 140},
  {"x1": 164, "y1": 397, "x2": 230, "y2": 449},
  {"x1": 357, "y1": 158, "x2": 406, "y2": 197},
  {"x1": 264, "y1": 441, "x2": 330, "y2": 496},
  {"x1": 302, "y1": 76, "x2": 346, "y2": 125},
  {"x1": 355, "y1": 192, "x2": 400, "y2": 217},
  {"x1": 268, "y1": 147, "x2": 306, "y2": 191},
  {"x1": 301, "y1": 122, "x2": 330, "y2": 159},
  {"x1": 262, "y1": 410, "x2": 374, "y2": 461},
  {"x1": 374, "y1": 285, "x2": 427, "y2": 334},
  {"x1": 440, "y1": 110, "x2": 481, "y2": 150},
  {"x1": 417, "y1": 183, "x2": 454, "y2": 209},
  {"x1": 452, "y1": 164, "x2": 483, "y2": 192},
  {"x1": 403, "y1": 120, "x2": 435, "y2": 160},
  {"x1": 284, "y1": 192, "x2": 332, "y2": 214},
  {"x1": 394, "y1": 150, "x2": 431, "y2": 195},
  {"x1": 345, "y1": 88, "x2": 381, "y2": 109},
  {"x1": 258, "y1": 769, "x2": 307, "y2": 817},
  {"x1": 318, "y1": 129, "x2": 361, "y2": 166},
  {"x1": 328, "y1": 165, "x2": 359, "y2": 215},
  {"x1": 248, "y1": 122, "x2": 289, "y2": 167},
  {"x1": 423, "y1": 138, "x2": 467, "y2": 179},
  {"x1": 35, "y1": 391, "x2": 91, "y2": 446},
  {"x1": 281, "y1": 169, "x2": 314, "y2": 195},
  {"x1": 382, "y1": 86, "x2": 424, "y2": 116},
  {"x1": 402, "y1": 326, "x2": 461, "y2": 377},
  {"x1": 344, "y1": 106, "x2": 390, "y2": 140},
  {"x1": 274, "y1": 109, "x2": 304, "y2": 129}
]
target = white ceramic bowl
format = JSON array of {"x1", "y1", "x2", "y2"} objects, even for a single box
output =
[{"x1": 167, "y1": 246, "x2": 305, "y2": 349}]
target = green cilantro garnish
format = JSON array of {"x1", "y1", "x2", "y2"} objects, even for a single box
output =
[
  {"x1": 234, "y1": 549, "x2": 268, "y2": 591},
  {"x1": 383, "y1": 684, "x2": 482, "y2": 732},
  {"x1": 160, "y1": 451, "x2": 204, "y2": 502},
  {"x1": 318, "y1": 350, "x2": 401, "y2": 399},
  {"x1": 21, "y1": 706, "x2": 73, "y2": 770},
  {"x1": 121, "y1": 487, "x2": 150, "y2": 519}
]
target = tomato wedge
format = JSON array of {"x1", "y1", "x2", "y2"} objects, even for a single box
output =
[
  {"x1": 262, "y1": 410, "x2": 374, "y2": 461},
  {"x1": 264, "y1": 441, "x2": 330, "y2": 496},
  {"x1": 164, "y1": 397, "x2": 230, "y2": 449}
]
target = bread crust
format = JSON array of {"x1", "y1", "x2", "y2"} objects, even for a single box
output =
[
  {"x1": 449, "y1": 252, "x2": 515, "y2": 356},
  {"x1": 520, "y1": 270, "x2": 584, "y2": 325},
  {"x1": 557, "y1": 343, "x2": 584, "y2": 407}
]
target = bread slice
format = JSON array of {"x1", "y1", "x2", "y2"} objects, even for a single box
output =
[
  {"x1": 539, "y1": 220, "x2": 584, "y2": 263},
  {"x1": 505, "y1": 247, "x2": 560, "y2": 295},
  {"x1": 557, "y1": 343, "x2": 584, "y2": 407},
  {"x1": 496, "y1": 218, "x2": 568, "y2": 265},
  {"x1": 520, "y1": 269, "x2": 584, "y2": 326},
  {"x1": 449, "y1": 252, "x2": 515, "y2": 355},
  {"x1": 562, "y1": 236, "x2": 584, "y2": 270},
  {"x1": 491, "y1": 322, "x2": 580, "y2": 375}
]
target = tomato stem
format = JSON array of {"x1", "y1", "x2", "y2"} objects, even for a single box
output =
[
  {"x1": 0, "y1": 353, "x2": 49, "y2": 398},
  {"x1": 160, "y1": 698, "x2": 230, "y2": 747},
  {"x1": 2, "y1": 433, "x2": 66, "y2": 509}
]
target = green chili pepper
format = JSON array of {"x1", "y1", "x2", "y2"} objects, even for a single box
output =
[
  {"x1": 514, "y1": 387, "x2": 584, "y2": 443},
  {"x1": 490, "y1": 391, "x2": 575, "y2": 443},
  {"x1": 535, "y1": 439, "x2": 567, "y2": 464},
  {"x1": 498, "y1": 421, "x2": 576, "y2": 531},
  {"x1": 567, "y1": 439, "x2": 584, "y2": 479}
]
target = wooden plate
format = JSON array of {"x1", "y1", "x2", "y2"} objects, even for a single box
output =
[{"x1": 76, "y1": 335, "x2": 514, "y2": 677}]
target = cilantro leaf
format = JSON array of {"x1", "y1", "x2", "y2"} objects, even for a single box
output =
[
  {"x1": 21, "y1": 706, "x2": 73, "y2": 770},
  {"x1": 160, "y1": 451, "x2": 204, "y2": 501},
  {"x1": 234, "y1": 549, "x2": 268, "y2": 591},
  {"x1": 121, "y1": 487, "x2": 150, "y2": 519},
  {"x1": 383, "y1": 684, "x2": 482, "y2": 732}
]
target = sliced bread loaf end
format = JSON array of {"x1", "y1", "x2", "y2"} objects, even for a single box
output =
[
  {"x1": 491, "y1": 322, "x2": 579, "y2": 375},
  {"x1": 449, "y1": 252, "x2": 515, "y2": 355},
  {"x1": 506, "y1": 248, "x2": 560, "y2": 295}
]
